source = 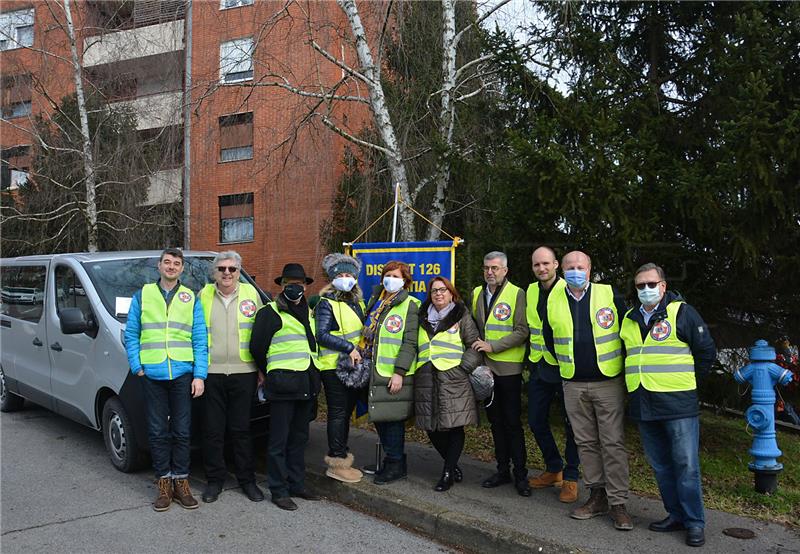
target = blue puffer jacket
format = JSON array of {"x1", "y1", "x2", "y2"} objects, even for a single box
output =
[
  {"x1": 124, "y1": 283, "x2": 208, "y2": 381},
  {"x1": 314, "y1": 290, "x2": 365, "y2": 355}
]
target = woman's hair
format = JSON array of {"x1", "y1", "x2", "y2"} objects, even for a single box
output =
[
  {"x1": 381, "y1": 260, "x2": 413, "y2": 289},
  {"x1": 426, "y1": 276, "x2": 460, "y2": 303}
]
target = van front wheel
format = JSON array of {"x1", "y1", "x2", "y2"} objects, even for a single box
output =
[
  {"x1": 0, "y1": 366, "x2": 25, "y2": 412},
  {"x1": 102, "y1": 397, "x2": 146, "y2": 472}
]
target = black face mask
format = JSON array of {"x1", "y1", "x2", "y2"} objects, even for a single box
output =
[{"x1": 283, "y1": 283, "x2": 304, "y2": 302}]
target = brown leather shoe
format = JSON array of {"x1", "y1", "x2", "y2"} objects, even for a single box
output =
[
  {"x1": 559, "y1": 480, "x2": 579, "y2": 503},
  {"x1": 570, "y1": 487, "x2": 608, "y2": 520},
  {"x1": 173, "y1": 478, "x2": 199, "y2": 510},
  {"x1": 610, "y1": 504, "x2": 634, "y2": 530},
  {"x1": 528, "y1": 470, "x2": 563, "y2": 489},
  {"x1": 153, "y1": 477, "x2": 173, "y2": 512}
]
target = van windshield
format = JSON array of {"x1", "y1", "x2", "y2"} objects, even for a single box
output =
[{"x1": 81, "y1": 256, "x2": 261, "y2": 322}]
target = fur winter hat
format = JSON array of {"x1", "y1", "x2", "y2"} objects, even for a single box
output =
[{"x1": 322, "y1": 253, "x2": 361, "y2": 279}]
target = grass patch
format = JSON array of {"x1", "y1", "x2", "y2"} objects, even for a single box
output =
[{"x1": 318, "y1": 395, "x2": 800, "y2": 526}]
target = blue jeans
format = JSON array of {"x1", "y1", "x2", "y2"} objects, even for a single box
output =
[
  {"x1": 638, "y1": 416, "x2": 705, "y2": 528},
  {"x1": 375, "y1": 420, "x2": 405, "y2": 462},
  {"x1": 142, "y1": 373, "x2": 193, "y2": 479},
  {"x1": 527, "y1": 374, "x2": 580, "y2": 481}
]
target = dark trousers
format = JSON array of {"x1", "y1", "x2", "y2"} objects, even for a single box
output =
[
  {"x1": 142, "y1": 373, "x2": 192, "y2": 479},
  {"x1": 527, "y1": 374, "x2": 580, "y2": 481},
  {"x1": 267, "y1": 398, "x2": 314, "y2": 498},
  {"x1": 427, "y1": 427, "x2": 465, "y2": 471},
  {"x1": 374, "y1": 420, "x2": 406, "y2": 462},
  {"x1": 321, "y1": 370, "x2": 361, "y2": 458},
  {"x1": 485, "y1": 373, "x2": 527, "y2": 480},
  {"x1": 203, "y1": 372, "x2": 257, "y2": 485}
]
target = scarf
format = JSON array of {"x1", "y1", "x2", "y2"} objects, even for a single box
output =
[
  {"x1": 359, "y1": 290, "x2": 399, "y2": 351},
  {"x1": 427, "y1": 301, "x2": 455, "y2": 333}
]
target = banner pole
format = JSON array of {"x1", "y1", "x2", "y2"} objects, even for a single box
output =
[{"x1": 391, "y1": 183, "x2": 399, "y2": 243}]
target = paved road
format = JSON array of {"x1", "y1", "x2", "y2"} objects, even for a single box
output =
[{"x1": 0, "y1": 405, "x2": 451, "y2": 554}]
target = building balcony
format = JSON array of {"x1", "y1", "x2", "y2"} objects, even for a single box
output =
[
  {"x1": 113, "y1": 90, "x2": 183, "y2": 130},
  {"x1": 83, "y1": 19, "x2": 184, "y2": 68},
  {"x1": 143, "y1": 167, "x2": 182, "y2": 206}
]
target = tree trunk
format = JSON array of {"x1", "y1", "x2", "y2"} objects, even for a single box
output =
[{"x1": 63, "y1": 0, "x2": 98, "y2": 252}]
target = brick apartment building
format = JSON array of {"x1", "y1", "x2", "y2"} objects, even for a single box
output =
[{"x1": 1, "y1": 0, "x2": 366, "y2": 292}]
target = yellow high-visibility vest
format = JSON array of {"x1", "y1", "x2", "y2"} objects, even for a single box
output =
[
  {"x1": 417, "y1": 322, "x2": 464, "y2": 371},
  {"x1": 265, "y1": 302, "x2": 314, "y2": 372},
  {"x1": 471, "y1": 282, "x2": 525, "y2": 363},
  {"x1": 374, "y1": 296, "x2": 420, "y2": 377},
  {"x1": 526, "y1": 280, "x2": 563, "y2": 365},
  {"x1": 316, "y1": 298, "x2": 364, "y2": 371},
  {"x1": 139, "y1": 283, "x2": 195, "y2": 364},
  {"x1": 199, "y1": 283, "x2": 258, "y2": 363}
]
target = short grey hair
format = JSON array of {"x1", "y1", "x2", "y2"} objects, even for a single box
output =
[
  {"x1": 634, "y1": 262, "x2": 666, "y2": 280},
  {"x1": 210, "y1": 250, "x2": 242, "y2": 278},
  {"x1": 483, "y1": 251, "x2": 508, "y2": 267}
]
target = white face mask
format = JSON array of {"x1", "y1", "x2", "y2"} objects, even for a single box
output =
[
  {"x1": 332, "y1": 276, "x2": 356, "y2": 292},
  {"x1": 637, "y1": 286, "x2": 662, "y2": 307},
  {"x1": 382, "y1": 276, "x2": 405, "y2": 293}
]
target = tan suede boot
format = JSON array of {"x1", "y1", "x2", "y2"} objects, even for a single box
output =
[
  {"x1": 325, "y1": 453, "x2": 363, "y2": 483},
  {"x1": 153, "y1": 477, "x2": 173, "y2": 512},
  {"x1": 529, "y1": 470, "x2": 563, "y2": 489},
  {"x1": 559, "y1": 480, "x2": 579, "y2": 503}
]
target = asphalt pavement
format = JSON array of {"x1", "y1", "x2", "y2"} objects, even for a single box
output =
[{"x1": 0, "y1": 406, "x2": 451, "y2": 554}]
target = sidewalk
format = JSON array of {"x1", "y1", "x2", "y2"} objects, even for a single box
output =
[{"x1": 304, "y1": 422, "x2": 800, "y2": 554}]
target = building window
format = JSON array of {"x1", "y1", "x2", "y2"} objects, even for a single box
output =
[
  {"x1": 0, "y1": 9, "x2": 35, "y2": 51},
  {"x1": 219, "y1": 112, "x2": 253, "y2": 162},
  {"x1": 221, "y1": 0, "x2": 254, "y2": 8},
  {"x1": 1, "y1": 145, "x2": 31, "y2": 191},
  {"x1": 219, "y1": 193, "x2": 254, "y2": 243},
  {"x1": 1, "y1": 74, "x2": 32, "y2": 120},
  {"x1": 220, "y1": 38, "x2": 254, "y2": 83}
]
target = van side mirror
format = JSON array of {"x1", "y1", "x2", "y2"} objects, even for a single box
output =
[{"x1": 59, "y1": 307, "x2": 93, "y2": 334}]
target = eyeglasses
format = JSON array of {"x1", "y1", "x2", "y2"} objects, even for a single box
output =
[
  {"x1": 635, "y1": 281, "x2": 662, "y2": 290},
  {"x1": 430, "y1": 287, "x2": 448, "y2": 295},
  {"x1": 482, "y1": 265, "x2": 505, "y2": 273},
  {"x1": 216, "y1": 266, "x2": 239, "y2": 274}
]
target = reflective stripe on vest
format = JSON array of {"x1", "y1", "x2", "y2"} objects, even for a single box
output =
[
  {"x1": 375, "y1": 296, "x2": 419, "y2": 377},
  {"x1": 471, "y1": 282, "x2": 525, "y2": 363},
  {"x1": 265, "y1": 302, "x2": 313, "y2": 372},
  {"x1": 316, "y1": 298, "x2": 364, "y2": 371},
  {"x1": 525, "y1": 280, "x2": 562, "y2": 365},
  {"x1": 139, "y1": 283, "x2": 195, "y2": 364},
  {"x1": 620, "y1": 301, "x2": 696, "y2": 393},
  {"x1": 199, "y1": 283, "x2": 258, "y2": 363},
  {"x1": 417, "y1": 322, "x2": 464, "y2": 371},
  {"x1": 547, "y1": 283, "x2": 623, "y2": 379}
]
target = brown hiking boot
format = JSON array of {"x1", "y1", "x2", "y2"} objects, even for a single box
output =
[
  {"x1": 529, "y1": 470, "x2": 563, "y2": 489},
  {"x1": 610, "y1": 504, "x2": 634, "y2": 530},
  {"x1": 173, "y1": 478, "x2": 199, "y2": 510},
  {"x1": 559, "y1": 480, "x2": 579, "y2": 503},
  {"x1": 153, "y1": 477, "x2": 173, "y2": 512},
  {"x1": 570, "y1": 487, "x2": 609, "y2": 520}
]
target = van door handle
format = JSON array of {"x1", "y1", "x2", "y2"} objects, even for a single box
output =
[
  {"x1": 1, "y1": 319, "x2": 11, "y2": 328},
  {"x1": 32, "y1": 337, "x2": 43, "y2": 346},
  {"x1": 50, "y1": 342, "x2": 63, "y2": 352}
]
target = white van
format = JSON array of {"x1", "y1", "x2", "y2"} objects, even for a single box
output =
[{"x1": 0, "y1": 251, "x2": 270, "y2": 471}]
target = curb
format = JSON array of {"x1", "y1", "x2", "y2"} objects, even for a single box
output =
[{"x1": 306, "y1": 469, "x2": 577, "y2": 554}]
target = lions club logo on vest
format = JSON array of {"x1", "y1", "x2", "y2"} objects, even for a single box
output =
[
  {"x1": 239, "y1": 299, "x2": 257, "y2": 318},
  {"x1": 178, "y1": 291, "x2": 192, "y2": 303},
  {"x1": 595, "y1": 307, "x2": 615, "y2": 329},
  {"x1": 493, "y1": 302, "x2": 512, "y2": 321},
  {"x1": 650, "y1": 320, "x2": 672, "y2": 341},
  {"x1": 385, "y1": 314, "x2": 404, "y2": 333}
]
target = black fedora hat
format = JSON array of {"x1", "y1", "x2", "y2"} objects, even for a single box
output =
[{"x1": 274, "y1": 263, "x2": 314, "y2": 285}]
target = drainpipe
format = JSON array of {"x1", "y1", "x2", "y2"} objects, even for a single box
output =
[{"x1": 182, "y1": 0, "x2": 193, "y2": 249}]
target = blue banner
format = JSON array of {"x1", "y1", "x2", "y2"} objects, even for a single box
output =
[{"x1": 349, "y1": 241, "x2": 456, "y2": 302}]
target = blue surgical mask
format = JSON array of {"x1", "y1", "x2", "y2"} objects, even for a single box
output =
[
  {"x1": 332, "y1": 276, "x2": 356, "y2": 292},
  {"x1": 564, "y1": 269, "x2": 587, "y2": 289},
  {"x1": 382, "y1": 276, "x2": 405, "y2": 293},
  {"x1": 637, "y1": 286, "x2": 662, "y2": 307}
]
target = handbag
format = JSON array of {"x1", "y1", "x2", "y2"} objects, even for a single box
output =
[
  {"x1": 469, "y1": 365, "x2": 495, "y2": 404},
  {"x1": 335, "y1": 351, "x2": 371, "y2": 389}
]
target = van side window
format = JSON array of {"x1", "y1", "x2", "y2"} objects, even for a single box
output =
[
  {"x1": 0, "y1": 265, "x2": 46, "y2": 322},
  {"x1": 55, "y1": 265, "x2": 93, "y2": 321}
]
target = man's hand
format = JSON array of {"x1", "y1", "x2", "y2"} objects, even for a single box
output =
[
  {"x1": 471, "y1": 339, "x2": 493, "y2": 353},
  {"x1": 388, "y1": 374, "x2": 403, "y2": 394},
  {"x1": 191, "y1": 378, "x2": 205, "y2": 398},
  {"x1": 136, "y1": 369, "x2": 144, "y2": 377},
  {"x1": 349, "y1": 349, "x2": 362, "y2": 365},
  {"x1": 257, "y1": 371, "x2": 266, "y2": 387}
]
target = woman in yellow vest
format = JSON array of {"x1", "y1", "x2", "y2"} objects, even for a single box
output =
[
  {"x1": 414, "y1": 276, "x2": 481, "y2": 491},
  {"x1": 315, "y1": 254, "x2": 367, "y2": 483},
  {"x1": 361, "y1": 261, "x2": 419, "y2": 485}
]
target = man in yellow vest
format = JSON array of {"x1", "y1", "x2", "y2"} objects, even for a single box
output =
[
  {"x1": 620, "y1": 263, "x2": 715, "y2": 547},
  {"x1": 249, "y1": 263, "x2": 321, "y2": 511},
  {"x1": 124, "y1": 248, "x2": 207, "y2": 512},
  {"x1": 525, "y1": 246, "x2": 580, "y2": 503},
  {"x1": 470, "y1": 251, "x2": 531, "y2": 496},
  {"x1": 547, "y1": 250, "x2": 632, "y2": 530},
  {"x1": 199, "y1": 251, "x2": 264, "y2": 504}
]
